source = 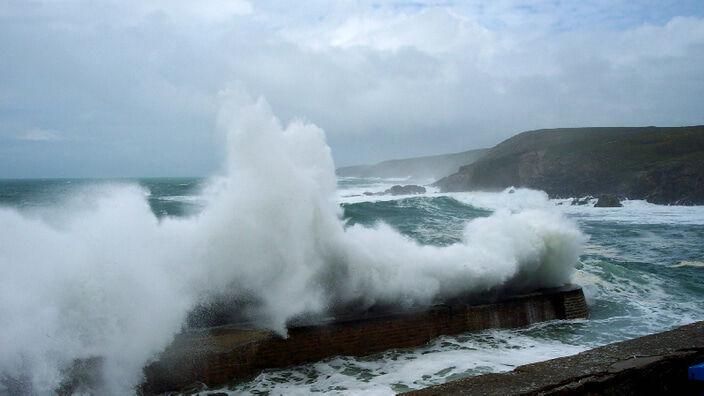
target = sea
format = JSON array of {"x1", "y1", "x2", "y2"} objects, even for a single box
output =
[{"x1": 1, "y1": 176, "x2": 702, "y2": 395}]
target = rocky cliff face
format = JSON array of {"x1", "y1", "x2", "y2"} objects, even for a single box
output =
[{"x1": 435, "y1": 126, "x2": 704, "y2": 205}]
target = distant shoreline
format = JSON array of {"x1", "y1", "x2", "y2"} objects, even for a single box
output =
[{"x1": 337, "y1": 126, "x2": 704, "y2": 206}]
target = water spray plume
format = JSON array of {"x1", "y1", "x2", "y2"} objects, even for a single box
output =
[{"x1": 0, "y1": 93, "x2": 585, "y2": 394}]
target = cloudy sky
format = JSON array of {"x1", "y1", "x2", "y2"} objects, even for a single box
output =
[{"x1": 1, "y1": 1, "x2": 703, "y2": 178}]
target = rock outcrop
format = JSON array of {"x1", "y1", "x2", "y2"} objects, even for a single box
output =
[
  {"x1": 434, "y1": 126, "x2": 704, "y2": 205},
  {"x1": 363, "y1": 185, "x2": 427, "y2": 196},
  {"x1": 386, "y1": 185, "x2": 426, "y2": 195},
  {"x1": 571, "y1": 196, "x2": 593, "y2": 206},
  {"x1": 594, "y1": 194, "x2": 622, "y2": 207}
]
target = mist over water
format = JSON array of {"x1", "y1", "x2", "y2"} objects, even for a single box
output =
[{"x1": 0, "y1": 95, "x2": 585, "y2": 394}]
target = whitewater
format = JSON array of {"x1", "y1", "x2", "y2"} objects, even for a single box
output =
[{"x1": 0, "y1": 96, "x2": 591, "y2": 394}]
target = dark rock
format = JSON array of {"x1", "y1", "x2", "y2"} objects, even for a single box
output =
[
  {"x1": 385, "y1": 185, "x2": 426, "y2": 195},
  {"x1": 571, "y1": 196, "x2": 593, "y2": 206},
  {"x1": 594, "y1": 194, "x2": 622, "y2": 207}
]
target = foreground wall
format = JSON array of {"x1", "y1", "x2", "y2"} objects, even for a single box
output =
[
  {"x1": 405, "y1": 320, "x2": 704, "y2": 396},
  {"x1": 141, "y1": 285, "x2": 588, "y2": 393}
]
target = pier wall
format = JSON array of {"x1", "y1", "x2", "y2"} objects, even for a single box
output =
[
  {"x1": 405, "y1": 320, "x2": 704, "y2": 396},
  {"x1": 141, "y1": 285, "x2": 588, "y2": 393}
]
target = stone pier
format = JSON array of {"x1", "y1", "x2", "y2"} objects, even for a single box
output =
[
  {"x1": 404, "y1": 320, "x2": 704, "y2": 395},
  {"x1": 141, "y1": 285, "x2": 588, "y2": 394}
]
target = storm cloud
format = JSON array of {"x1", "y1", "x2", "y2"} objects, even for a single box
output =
[{"x1": 1, "y1": 0, "x2": 703, "y2": 177}]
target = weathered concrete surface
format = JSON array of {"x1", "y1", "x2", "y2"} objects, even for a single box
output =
[
  {"x1": 403, "y1": 320, "x2": 704, "y2": 396},
  {"x1": 141, "y1": 286, "x2": 587, "y2": 394}
]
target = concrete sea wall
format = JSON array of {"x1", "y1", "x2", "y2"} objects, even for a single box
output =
[
  {"x1": 141, "y1": 285, "x2": 588, "y2": 393},
  {"x1": 405, "y1": 320, "x2": 704, "y2": 395}
]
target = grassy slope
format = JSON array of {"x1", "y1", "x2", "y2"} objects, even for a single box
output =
[{"x1": 435, "y1": 126, "x2": 704, "y2": 204}]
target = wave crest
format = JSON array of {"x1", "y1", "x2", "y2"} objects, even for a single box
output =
[{"x1": 0, "y1": 94, "x2": 585, "y2": 394}]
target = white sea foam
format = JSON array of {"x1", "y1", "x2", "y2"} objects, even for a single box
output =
[
  {"x1": 226, "y1": 327, "x2": 587, "y2": 395},
  {"x1": 555, "y1": 198, "x2": 704, "y2": 225},
  {"x1": 156, "y1": 195, "x2": 204, "y2": 203},
  {"x1": 671, "y1": 260, "x2": 704, "y2": 268},
  {"x1": 0, "y1": 93, "x2": 585, "y2": 394},
  {"x1": 335, "y1": 181, "x2": 440, "y2": 204},
  {"x1": 448, "y1": 188, "x2": 554, "y2": 213},
  {"x1": 573, "y1": 259, "x2": 704, "y2": 338},
  {"x1": 339, "y1": 186, "x2": 555, "y2": 213}
]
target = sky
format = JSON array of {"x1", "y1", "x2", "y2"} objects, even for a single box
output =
[{"x1": 1, "y1": 0, "x2": 703, "y2": 178}]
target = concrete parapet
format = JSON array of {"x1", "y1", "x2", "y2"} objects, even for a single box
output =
[
  {"x1": 404, "y1": 320, "x2": 704, "y2": 395},
  {"x1": 141, "y1": 285, "x2": 588, "y2": 393}
]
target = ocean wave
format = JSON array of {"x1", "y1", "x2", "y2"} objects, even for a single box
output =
[
  {"x1": 0, "y1": 94, "x2": 585, "y2": 394},
  {"x1": 153, "y1": 195, "x2": 205, "y2": 203},
  {"x1": 670, "y1": 260, "x2": 704, "y2": 268},
  {"x1": 448, "y1": 188, "x2": 554, "y2": 213}
]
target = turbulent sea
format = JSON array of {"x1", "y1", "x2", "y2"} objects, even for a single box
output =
[{"x1": 1, "y1": 176, "x2": 702, "y2": 395}]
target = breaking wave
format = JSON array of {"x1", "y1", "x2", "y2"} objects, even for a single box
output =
[{"x1": 0, "y1": 93, "x2": 585, "y2": 394}]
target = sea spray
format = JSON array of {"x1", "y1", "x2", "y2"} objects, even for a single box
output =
[
  {"x1": 0, "y1": 187, "x2": 195, "y2": 394},
  {"x1": 0, "y1": 94, "x2": 585, "y2": 394}
]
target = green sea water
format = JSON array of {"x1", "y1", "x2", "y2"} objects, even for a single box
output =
[{"x1": 0, "y1": 177, "x2": 204, "y2": 217}]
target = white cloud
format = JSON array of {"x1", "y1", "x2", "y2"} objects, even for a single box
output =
[
  {"x1": 20, "y1": 128, "x2": 65, "y2": 142},
  {"x1": 325, "y1": 9, "x2": 491, "y2": 54},
  {"x1": 279, "y1": 7, "x2": 494, "y2": 56},
  {"x1": 1, "y1": 0, "x2": 703, "y2": 176},
  {"x1": 136, "y1": 0, "x2": 253, "y2": 24}
]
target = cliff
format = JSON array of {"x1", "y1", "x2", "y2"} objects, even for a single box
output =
[
  {"x1": 336, "y1": 148, "x2": 488, "y2": 182},
  {"x1": 434, "y1": 126, "x2": 704, "y2": 205}
]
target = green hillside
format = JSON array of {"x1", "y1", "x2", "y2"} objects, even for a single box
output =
[{"x1": 435, "y1": 126, "x2": 704, "y2": 205}]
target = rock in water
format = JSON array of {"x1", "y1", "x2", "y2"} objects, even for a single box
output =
[
  {"x1": 594, "y1": 194, "x2": 622, "y2": 207},
  {"x1": 571, "y1": 196, "x2": 593, "y2": 206},
  {"x1": 386, "y1": 185, "x2": 426, "y2": 195}
]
